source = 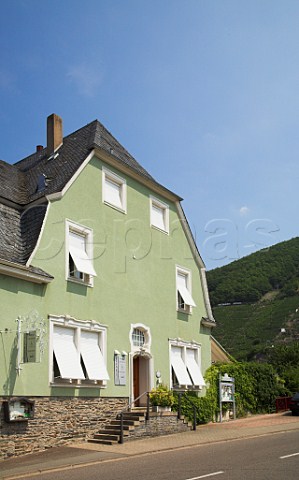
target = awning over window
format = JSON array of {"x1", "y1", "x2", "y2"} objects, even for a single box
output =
[
  {"x1": 186, "y1": 349, "x2": 206, "y2": 386},
  {"x1": 53, "y1": 326, "x2": 85, "y2": 379},
  {"x1": 177, "y1": 273, "x2": 196, "y2": 307},
  {"x1": 171, "y1": 346, "x2": 192, "y2": 386},
  {"x1": 80, "y1": 331, "x2": 110, "y2": 381},
  {"x1": 69, "y1": 231, "x2": 97, "y2": 277}
]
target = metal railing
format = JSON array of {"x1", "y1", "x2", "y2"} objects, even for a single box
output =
[
  {"x1": 117, "y1": 390, "x2": 150, "y2": 444},
  {"x1": 117, "y1": 390, "x2": 199, "y2": 443}
]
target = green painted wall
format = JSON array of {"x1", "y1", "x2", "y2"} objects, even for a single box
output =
[{"x1": 0, "y1": 154, "x2": 211, "y2": 398}]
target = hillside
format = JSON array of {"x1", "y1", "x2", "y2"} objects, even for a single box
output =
[
  {"x1": 207, "y1": 237, "x2": 299, "y2": 306},
  {"x1": 207, "y1": 237, "x2": 299, "y2": 361}
]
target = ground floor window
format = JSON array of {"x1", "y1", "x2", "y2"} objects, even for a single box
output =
[
  {"x1": 169, "y1": 339, "x2": 205, "y2": 390},
  {"x1": 50, "y1": 315, "x2": 109, "y2": 386}
]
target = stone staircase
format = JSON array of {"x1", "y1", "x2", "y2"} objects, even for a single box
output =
[
  {"x1": 88, "y1": 410, "x2": 146, "y2": 445},
  {"x1": 88, "y1": 408, "x2": 192, "y2": 445}
]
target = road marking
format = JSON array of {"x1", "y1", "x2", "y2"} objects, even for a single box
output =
[
  {"x1": 185, "y1": 472, "x2": 224, "y2": 480},
  {"x1": 280, "y1": 452, "x2": 299, "y2": 459}
]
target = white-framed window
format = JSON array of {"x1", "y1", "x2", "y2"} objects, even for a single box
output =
[
  {"x1": 66, "y1": 220, "x2": 96, "y2": 286},
  {"x1": 150, "y1": 196, "x2": 169, "y2": 233},
  {"x1": 49, "y1": 315, "x2": 109, "y2": 386},
  {"x1": 132, "y1": 328, "x2": 145, "y2": 347},
  {"x1": 169, "y1": 339, "x2": 205, "y2": 389},
  {"x1": 102, "y1": 167, "x2": 127, "y2": 212},
  {"x1": 176, "y1": 266, "x2": 196, "y2": 314},
  {"x1": 129, "y1": 323, "x2": 151, "y2": 354}
]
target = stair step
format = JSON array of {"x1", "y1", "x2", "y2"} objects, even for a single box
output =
[
  {"x1": 98, "y1": 428, "x2": 129, "y2": 436},
  {"x1": 111, "y1": 419, "x2": 137, "y2": 427},
  {"x1": 88, "y1": 438, "x2": 118, "y2": 445},
  {"x1": 93, "y1": 433, "x2": 120, "y2": 442},
  {"x1": 105, "y1": 424, "x2": 133, "y2": 431}
]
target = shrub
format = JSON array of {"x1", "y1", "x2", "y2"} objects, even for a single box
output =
[{"x1": 149, "y1": 385, "x2": 175, "y2": 407}]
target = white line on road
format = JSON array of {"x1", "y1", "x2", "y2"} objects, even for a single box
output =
[
  {"x1": 280, "y1": 452, "x2": 299, "y2": 459},
  {"x1": 185, "y1": 472, "x2": 224, "y2": 480}
]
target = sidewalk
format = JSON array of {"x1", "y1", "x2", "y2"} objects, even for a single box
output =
[{"x1": 1, "y1": 412, "x2": 299, "y2": 479}]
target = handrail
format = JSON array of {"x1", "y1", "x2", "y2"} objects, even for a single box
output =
[
  {"x1": 118, "y1": 390, "x2": 150, "y2": 444},
  {"x1": 177, "y1": 392, "x2": 197, "y2": 430}
]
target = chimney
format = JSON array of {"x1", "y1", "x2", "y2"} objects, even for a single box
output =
[
  {"x1": 36, "y1": 145, "x2": 43, "y2": 152},
  {"x1": 47, "y1": 114, "x2": 63, "y2": 154}
]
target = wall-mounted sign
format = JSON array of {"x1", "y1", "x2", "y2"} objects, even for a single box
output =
[
  {"x1": 3, "y1": 398, "x2": 35, "y2": 423},
  {"x1": 114, "y1": 355, "x2": 126, "y2": 385}
]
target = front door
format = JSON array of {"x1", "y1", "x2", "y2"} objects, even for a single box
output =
[{"x1": 133, "y1": 356, "x2": 140, "y2": 406}]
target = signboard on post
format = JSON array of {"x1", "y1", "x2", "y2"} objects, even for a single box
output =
[{"x1": 219, "y1": 373, "x2": 236, "y2": 422}]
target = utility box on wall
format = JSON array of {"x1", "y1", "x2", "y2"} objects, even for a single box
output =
[{"x1": 3, "y1": 398, "x2": 35, "y2": 423}]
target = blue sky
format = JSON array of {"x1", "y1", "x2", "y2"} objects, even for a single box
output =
[{"x1": 1, "y1": 0, "x2": 299, "y2": 270}]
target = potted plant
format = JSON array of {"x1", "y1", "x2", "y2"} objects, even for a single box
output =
[{"x1": 149, "y1": 385, "x2": 175, "y2": 412}]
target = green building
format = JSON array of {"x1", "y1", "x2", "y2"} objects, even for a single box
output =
[{"x1": 0, "y1": 114, "x2": 215, "y2": 457}]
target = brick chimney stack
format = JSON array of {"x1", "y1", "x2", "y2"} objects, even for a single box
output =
[{"x1": 47, "y1": 113, "x2": 63, "y2": 154}]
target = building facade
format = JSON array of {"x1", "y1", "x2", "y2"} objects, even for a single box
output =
[{"x1": 0, "y1": 114, "x2": 215, "y2": 457}]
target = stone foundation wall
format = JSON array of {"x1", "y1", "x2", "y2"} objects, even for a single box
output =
[
  {"x1": 0, "y1": 396, "x2": 128, "y2": 460},
  {"x1": 130, "y1": 412, "x2": 191, "y2": 439}
]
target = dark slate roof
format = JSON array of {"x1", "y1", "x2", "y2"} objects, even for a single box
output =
[
  {"x1": 0, "y1": 203, "x2": 47, "y2": 265},
  {"x1": 13, "y1": 120, "x2": 158, "y2": 204},
  {"x1": 0, "y1": 118, "x2": 177, "y2": 273}
]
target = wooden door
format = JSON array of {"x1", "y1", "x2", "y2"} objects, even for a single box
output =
[{"x1": 133, "y1": 356, "x2": 140, "y2": 406}]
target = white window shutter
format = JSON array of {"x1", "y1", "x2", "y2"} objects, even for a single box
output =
[
  {"x1": 53, "y1": 326, "x2": 85, "y2": 379},
  {"x1": 105, "y1": 177, "x2": 122, "y2": 209},
  {"x1": 69, "y1": 231, "x2": 97, "y2": 277},
  {"x1": 170, "y1": 346, "x2": 192, "y2": 386},
  {"x1": 186, "y1": 349, "x2": 205, "y2": 386},
  {"x1": 80, "y1": 331, "x2": 109, "y2": 381},
  {"x1": 177, "y1": 273, "x2": 196, "y2": 307},
  {"x1": 151, "y1": 204, "x2": 165, "y2": 230}
]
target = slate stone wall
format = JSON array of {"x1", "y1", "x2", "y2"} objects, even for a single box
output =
[
  {"x1": 130, "y1": 412, "x2": 191, "y2": 439},
  {"x1": 0, "y1": 396, "x2": 128, "y2": 460}
]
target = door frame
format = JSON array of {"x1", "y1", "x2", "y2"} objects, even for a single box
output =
[{"x1": 129, "y1": 352, "x2": 153, "y2": 406}]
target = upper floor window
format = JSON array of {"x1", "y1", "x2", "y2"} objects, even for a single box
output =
[
  {"x1": 102, "y1": 168, "x2": 127, "y2": 212},
  {"x1": 176, "y1": 266, "x2": 196, "y2": 314},
  {"x1": 150, "y1": 196, "x2": 169, "y2": 233},
  {"x1": 66, "y1": 221, "x2": 97, "y2": 286}
]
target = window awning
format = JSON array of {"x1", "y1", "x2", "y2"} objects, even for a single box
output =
[
  {"x1": 186, "y1": 349, "x2": 206, "y2": 386},
  {"x1": 177, "y1": 273, "x2": 196, "y2": 307},
  {"x1": 170, "y1": 346, "x2": 192, "y2": 386},
  {"x1": 69, "y1": 231, "x2": 97, "y2": 277},
  {"x1": 80, "y1": 331, "x2": 110, "y2": 381},
  {"x1": 53, "y1": 326, "x2": 85, "y2": 379}
]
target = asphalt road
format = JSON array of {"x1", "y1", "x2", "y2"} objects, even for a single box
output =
[{"x1": 16, "y1": 430, "x2": 299, "y2": 480}]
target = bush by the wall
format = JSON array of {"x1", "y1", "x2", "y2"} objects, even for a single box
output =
[{"x1": 173, "y1": 362, "x2": 285, "y2": 425}]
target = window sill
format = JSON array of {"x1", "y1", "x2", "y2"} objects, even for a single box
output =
[
  {"x1": 104, "y1": 200, "x2": 126, "y2": 214},
  {"x1": 67, "y1": 277, "x2": 93, "y2": 287},
  {"x1": 177, "y1": 308, "x2": 192, "y2": 315},
  {"x1": 150, "y1": 224, "x2": 169, "y2": 235},
  {"x1": 50, "y1": 382, "x2": 107, "y2": 389}
]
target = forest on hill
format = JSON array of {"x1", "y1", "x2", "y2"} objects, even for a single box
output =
[
  {"x1": 206, "y1": 237, "x2": 299, "y2": 306},
  {"x1": 207, "y1": 237, "x2": 299, "y2": 363}
]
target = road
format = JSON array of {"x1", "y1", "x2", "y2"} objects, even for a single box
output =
[{"x1": 14, "y1": 430, "x2": 299, "y2": 480}]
